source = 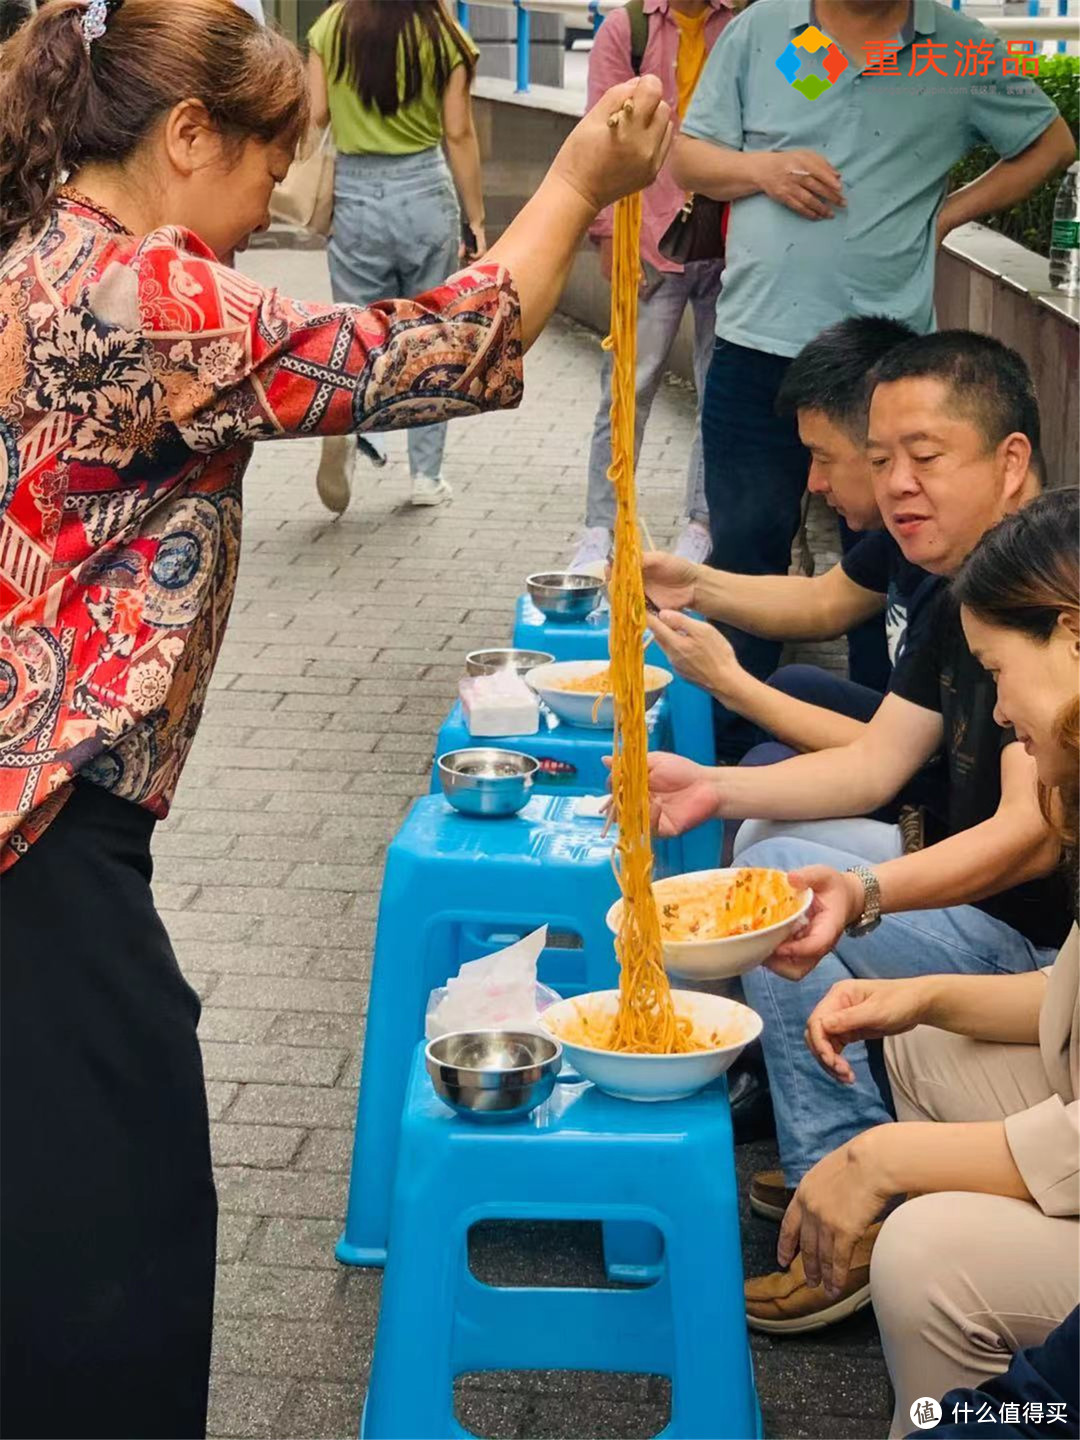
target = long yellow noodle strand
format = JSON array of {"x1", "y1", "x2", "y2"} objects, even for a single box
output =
[{"x1": 603, "y1": 192, "x2": 697, "y2": 1056}]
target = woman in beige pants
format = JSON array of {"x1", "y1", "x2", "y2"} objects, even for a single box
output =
[{"x1": 769, "y1": 489, "x2": 1078, "y2": 1436}]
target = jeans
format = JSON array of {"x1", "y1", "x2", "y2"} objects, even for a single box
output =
[
  {"x1": 736, "y1": 826, "x2": 1057, "y2": 1186},
  {"x1": 585, "y1": 260, "x2": 723, "y2": 531},
  {"x1": 742, "y1": 664, "x2": 883, "y2": 769},
  {"x1": 701, "y1": 339, "x2": 887, "y2": 758},
  {"x1": 328, "y1": 148, "x2": 460, "y2": 481}
]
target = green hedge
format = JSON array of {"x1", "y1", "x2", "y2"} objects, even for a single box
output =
[{"x1": 948, "y1": 55, "x2": 1079, "y2": 256}]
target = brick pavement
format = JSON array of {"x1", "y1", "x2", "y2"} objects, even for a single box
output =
[{"x1": 156, "y1": 246, "x2": 890, "y2": 1440}]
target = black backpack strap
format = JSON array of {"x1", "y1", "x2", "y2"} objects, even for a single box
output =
[{"x1": 625, "y1": 0, "x2": 648, "y2": 76}]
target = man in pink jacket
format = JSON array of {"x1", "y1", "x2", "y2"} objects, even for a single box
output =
[{"x1": 569, "y1": 0, "x2": 733, "y2": 574}]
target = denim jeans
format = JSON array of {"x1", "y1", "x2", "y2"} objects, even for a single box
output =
[
  {"x1": 701, "y1": 340, "x2": 887, "y2": 758},
  {"x1": 736, "y1": 826, "x2": 1057, "y2": 1186},
  {"x1": 584, "y1": 260, "x2": 723, "y2": 531},
  {"x1": 328, "y1": 148, "x2": 459, "y2": 481}
]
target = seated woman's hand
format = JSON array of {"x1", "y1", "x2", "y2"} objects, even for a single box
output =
[
  {"x1": 555, "y1": 76, "x2": 674, "y2": 212},
  {"x1": 766, "y1": 865, "x2": 865, "y2": 979},
  {"x1": 805, "y1": 977, "x2": 929, "y2": 1085},
  {"x1": 648, "y1": 611, "x2": 744, "y2": 701},
  {"x1": 777, "y1": 1132, "x2": 895, "y2": 1297},
  {"x1": 641, "y1": 551, "x2": 696, "y2": 613},
  {"x1": 645, "y1": 752, "x2": 720, "y2": 837}
]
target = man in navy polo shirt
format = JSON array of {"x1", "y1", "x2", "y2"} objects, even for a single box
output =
[{"x1": 674, "y1": 0, "x2": 1074, "y2": 761}]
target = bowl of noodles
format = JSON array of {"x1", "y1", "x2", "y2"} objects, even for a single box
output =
[
  {"x1": 540, "y1": 989, "x2": 763, "y2": 1102},
  {"x1": 606, "y1": 868, "x2": 812, "y2": 980},
  {"x1": 524, "y1": 659, "x2": 673, "y2": 729}
]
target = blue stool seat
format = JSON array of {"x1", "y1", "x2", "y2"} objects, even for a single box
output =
[
  {"x1": 337, "y1": 793, "x2": 621, "y2": 1270},
  {"x1": 512, "y1": 595, "x2": 723, "y2": 873},
  {"x1": 362, "y1": 1047, "x2": 761, "y2": 1440},
  {"x1": 432, "y1": 695, "x2": 672, "y2": 797},
  {"x1": 430, "y1": 697, "x2": 681, "y2": 878}
]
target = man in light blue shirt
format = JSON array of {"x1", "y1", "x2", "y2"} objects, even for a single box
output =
[{"x1": 675, "y1": 0, "x2": 1073, "y2": 761}]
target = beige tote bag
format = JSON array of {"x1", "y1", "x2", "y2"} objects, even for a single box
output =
[{"x1": 270, "y1": 126, "x2": 335, "y2": 238}]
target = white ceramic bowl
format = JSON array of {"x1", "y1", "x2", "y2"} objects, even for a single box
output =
[
  {"x1": 540, "y1": 989, "x2": 763, "y2": 1102},
  {"x1": 524, "y1": 659, "x2": 673, "y2": 730},
  {"x1": 606, "y1": 868, "x2": 813, "y2": 981}
]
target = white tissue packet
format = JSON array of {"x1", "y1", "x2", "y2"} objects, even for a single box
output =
[
  {"x1": 460, "y1": 670, "x2": 539, "y2": 737},
  {"x1": 425, "y1": 926, "x2": 559, "y2": 1039}
]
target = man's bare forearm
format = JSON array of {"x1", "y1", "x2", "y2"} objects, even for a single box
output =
[
  {"x1": 671, "y1": 135, "x2": 763, "y2": 201},
  {"x1": 874, "y1": 811, "x2": 1060, "y2": 917},
  {"x1": 941, "y1": 117, "x2": 1075, "y2": 235},
  {"x1": 691, "y1": 566, "x2": 878, "y2": 641}
]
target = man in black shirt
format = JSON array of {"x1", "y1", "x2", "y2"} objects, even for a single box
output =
[
  {"x1": 643, "y1": 332, "x2": 1071, "y2": 1329},
  {"x1": 644, "y1": 315, "x2": 941, "y2": 759}
]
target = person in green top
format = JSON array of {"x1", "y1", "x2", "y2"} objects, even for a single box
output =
[{"x1": 308, "y1": 0, "x2": 487, "y2": 513}]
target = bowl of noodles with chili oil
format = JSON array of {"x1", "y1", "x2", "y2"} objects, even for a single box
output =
[
  {"x1": 606, "y1": 867, "x2": 812, "y2": 981},
  {"x1": 540, "y1": 989, "x2": 762, "y2": 1102},
  {"x1": 524, "y1": 659, "x2": 673, "y2": 729}
]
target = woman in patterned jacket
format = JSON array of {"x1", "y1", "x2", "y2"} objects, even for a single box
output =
[{"x1": 0, "y1": 3, "x2": 672, "y2": 1434}]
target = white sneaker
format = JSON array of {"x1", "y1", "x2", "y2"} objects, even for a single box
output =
[
  {"x1": 316, "y1": 436, "x2": 355, "y2": 515},
  {"x1": 569, "y1": 526, "x2": 612, "y2": 576},
  {"x1": 673, "y1": 520, "x2": 712, "y2": 566},
  {"x1": 410, "y1": 474, "x2": 453, "y2": 507},
  {"x1": 357, "y1": 433, "x2": 388, "y2": 469}
]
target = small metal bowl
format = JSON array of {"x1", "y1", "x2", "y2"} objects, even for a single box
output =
[
  {"x1": 465, "y1": 648, "x2": 555, "y2": 677},
  {"x1": 425, "y1": 1029, "x2": 563, "y2": 1122},
  {"x1": 438, "y1": 748, "x2": 538, "y2": 818},
  {"x1": 525, "y1": 571, "x2": 603, "y2": 622}
]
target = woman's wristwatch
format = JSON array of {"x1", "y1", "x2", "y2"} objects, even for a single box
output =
[{"x1": 844, "y1": 865, "x2": 882, "y2": 937}]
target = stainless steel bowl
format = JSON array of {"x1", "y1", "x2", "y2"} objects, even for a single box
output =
[
  {"x1": 464, "y1": 648, "x2": 555, "y2": 677},
  {"x1": 438, "y1": 748, "x2": 538, "y2": 818},
  {"x1": 425, "y1": 1029, "x2": 563, "y2": 1122},
  {"x1": 525, "y1": 571, "x2": 603, "y2": 622}
]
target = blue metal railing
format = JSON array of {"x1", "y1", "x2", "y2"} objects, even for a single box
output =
[{"x1": 515, "y1": 0, "x2": 531, "y2": 93}]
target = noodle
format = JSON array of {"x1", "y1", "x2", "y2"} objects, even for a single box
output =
[
  {"x1": 593, "y1": 193, "x2": 697, "y2": 1057},
  {"x1": 659, "y1": 869, "x2": 803, "y2": 941},
  {"x1": 554, "y1": 667, "x2": 614, "y2": 695}
]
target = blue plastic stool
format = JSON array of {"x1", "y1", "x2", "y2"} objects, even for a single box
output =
[
  {"x1": 512, "y1": 595, "x2": 723, "y2": 874},
  {"x1": 361, "y1": 1048, "x2": 761, "y2": 1440},
  {"x1": 432, "y1": 695, "x2": 673, "y2": 797},
  {"x1": 429, "y1": 697, "x2": 680, "y2": 878},
  {"x1": 337, "y1": 793, "x2": 621, "y2": 1270}
]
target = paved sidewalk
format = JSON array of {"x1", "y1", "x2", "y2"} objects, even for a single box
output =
[{"x1": 156, "y1": 247, "x2": 890, "y2": 1440}]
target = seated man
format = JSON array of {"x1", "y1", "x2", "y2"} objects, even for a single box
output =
[
  {"x1": 644, "y1": 314, "x2": 939, "y2": 760},
  {"x1": 643, "y1": 332, "x2": 1074, "y2": 1326}
]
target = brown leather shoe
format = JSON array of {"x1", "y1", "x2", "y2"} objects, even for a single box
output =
[
  {"x1": 748, "y1": 1169, "x2": 795, "y2": 1222},
  {"x1": 744, "y1": 1223, "x2": 882, "y2": 1334}
]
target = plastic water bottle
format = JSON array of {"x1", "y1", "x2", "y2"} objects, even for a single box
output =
[{"x1": 1049, "y1": 163, "x2": 1079, "y2": 298}]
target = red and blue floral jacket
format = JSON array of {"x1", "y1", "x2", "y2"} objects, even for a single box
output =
[{"x1": 0, "y1": 193, "x2": 522, "y2": 868}]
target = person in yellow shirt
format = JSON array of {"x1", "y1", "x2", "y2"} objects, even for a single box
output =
[
  {"x1": 308, "y1": 0, "x2": 487, "y2": 514},
  {"x1": 672, "y1": 3, "x2": 710, "y2": 118}
]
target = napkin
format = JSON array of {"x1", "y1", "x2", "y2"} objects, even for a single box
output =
[{"x1": 425, "y1": 926, "x2": 559, "y2": 1039}]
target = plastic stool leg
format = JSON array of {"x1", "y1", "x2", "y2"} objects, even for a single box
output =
[
  {"x1": 338, "y1": 884, "x2": 434, "y2": 1266},
  {"x1": 664, "y1": 1147, "x2": 758, "y2": 1437},
  {"x1": 603, "y1": 1220, "x2": 666, "y2": 1285}
]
